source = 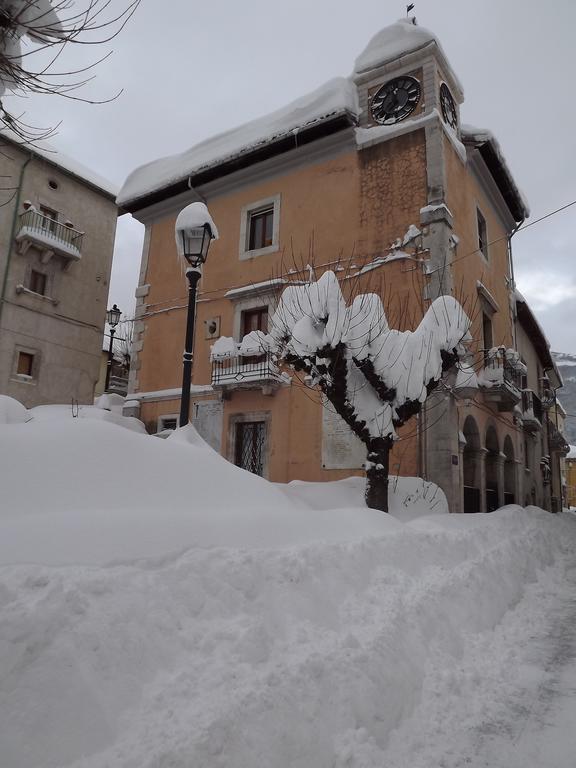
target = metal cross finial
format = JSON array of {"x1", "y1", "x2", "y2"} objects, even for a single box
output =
[{"x1": 406, "y1": 3, "x2": 415, "y2": 15}]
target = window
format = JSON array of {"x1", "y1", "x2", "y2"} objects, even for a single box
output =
[
  {"x1": 39, "y1": 205, "x2": 58, "y2": 234},
  {"x1": 241, "y1": 307, "x2": 268, "y2": 364},
  {"x1": 248, "y1": 207, "x2": 274, "y2": 251},
  {"x1": 29, "y1": 269, "x2": 47, "y2": 296},
  {"x1": 158, "y1": 415, "x2": 178, "y2": 432},
  {"x1": 477, "y1": 208, "x2": 488, "y2": 259},
  {"x1": 482, "y1": 312, "x2": 493, "y2": 351},
  {"x1": 234, "y1": 421, "x2": 266, "y2": 476},
  {"x1": 242, "y1": 306, "x2": 268, "y2": 336},
  {"x1": 239, "y1": 194, "x2": 281, "y2": 259},
  {"x1": 17, "y1": 352, "x2": 34, "y2": 377}
]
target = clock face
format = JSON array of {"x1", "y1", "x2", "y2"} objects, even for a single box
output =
[
  {"x1": 370, "y1": 76, "x2": 421, "y2": 125},
  {"x1": 440, "y1": 83, "x2": 458, "y2": 129}
]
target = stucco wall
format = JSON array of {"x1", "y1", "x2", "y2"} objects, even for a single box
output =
[{"x1": 0, "y1": 140, "x2": 117, "y2": 406}]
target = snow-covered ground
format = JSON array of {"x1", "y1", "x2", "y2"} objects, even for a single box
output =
[{"x1": 1, "y1": 396, "x2": 575, "y2": 768}]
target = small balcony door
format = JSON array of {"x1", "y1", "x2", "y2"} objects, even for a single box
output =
[{"x1": 234, "y1": 421, "x2": 266, "y2": 476}]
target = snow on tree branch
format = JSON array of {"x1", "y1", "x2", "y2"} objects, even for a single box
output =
[{"x1": 268, "y1": 269, "x2": 471, "y2": 441}]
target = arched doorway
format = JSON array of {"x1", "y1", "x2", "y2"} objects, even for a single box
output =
[
  {"x1": 503, "y1": 435, "x2": 516, "y2": 505},
  {"x1": 485, "y1": 425, "x2": 500, "y2": 512},
  {"x1": 463, "y1": 416, "x2": 481, "y2": 513}
]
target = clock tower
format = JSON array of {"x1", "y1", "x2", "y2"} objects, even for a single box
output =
[{"x1": 353, "y1": 16, "x2": 464, "y2": 141}]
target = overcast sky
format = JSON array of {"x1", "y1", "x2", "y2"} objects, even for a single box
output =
[{"x1": 10, "y1": 0, "x2": 576, "y2": 353}]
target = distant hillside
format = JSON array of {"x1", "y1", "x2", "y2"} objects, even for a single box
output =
[{"x1": 553, "y1": 352, "x2": 576, "y2": 445}]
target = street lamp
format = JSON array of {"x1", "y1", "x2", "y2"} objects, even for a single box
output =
[
  {"x1": 105, "y1": 303, "x2": 121, "y2": 392},
  {"x1": 175, "y1": 202, "x2": 218, "y2": 426}
]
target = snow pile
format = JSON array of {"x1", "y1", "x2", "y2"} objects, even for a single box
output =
[
  {"x1": 1, "y1": 494, "x2": 573, "y2": 765},
  {"x1": 1, "y1": 410, "x2": 575, "y2": 767},
  {"x1": 118, "y1": 77, "x2": 358, "y2": 206},
  {"x1": 0, "y1": 394, "x2": 29, "y2": 424},
  {"x1": 0, "y1": 417, "x2": 403, "y2": 566},
  {"x1": 279, "y1": 475, "x2": 448, "y2": 521}
]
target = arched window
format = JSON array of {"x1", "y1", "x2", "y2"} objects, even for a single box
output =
[
  {"x1": 463, "y1": 416, "x2": 481, "y2": 513},
  {"x1": 485, "y1": 425, "x2": 500, "y2": 512},
  {"x1": 503, "y1": 435, "x2": 515, "y2": 505}
]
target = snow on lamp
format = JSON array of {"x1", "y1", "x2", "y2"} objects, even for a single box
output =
[{"x1": 175, "y1": 202, "x2": 218, "y2": 270}]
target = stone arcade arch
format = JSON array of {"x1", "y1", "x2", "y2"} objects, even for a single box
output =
[
  {"x1": 463, "y1": 416, "x2": 482, "y2": 513},
  {"x1": 485, "y1": 424, "x2": 500, "y2": 512},
  {"x1": 503, "y1": 435, "x2": 516, "y2": 505}
]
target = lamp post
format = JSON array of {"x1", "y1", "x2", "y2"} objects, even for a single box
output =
[
  {"x1": 105, "y1": 303, "x2": 122, "y2": 392},
  {"x1": 175, "y1": 202, "x2": 218, "y2": 427}
]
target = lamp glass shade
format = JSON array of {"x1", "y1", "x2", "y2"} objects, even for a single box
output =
[
  {"x1": 178, "y1": 224, "x2": 212, "y2": 268},
  {"x1": 106, "y1": 304, "x2": 121, "y2": 328}
]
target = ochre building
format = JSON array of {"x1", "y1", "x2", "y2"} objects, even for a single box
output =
[{"x1": 118, "y1": 18, "x2": 565, "y2": 512}]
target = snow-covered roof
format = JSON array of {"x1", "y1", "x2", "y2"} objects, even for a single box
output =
[
  {"x1": 1, "y1": 129, "x2": 118, "y2": 199},
  {"x1": 118, "y1": 77, "x2": 358, "y2": 207},
  {"x1": 461, "y1": 124, "x2": 529, "y2": 222},
  {"x1": 515, "y1": 290, "x2": 561, "y2": 387},
  {"x1": 118, "y1": 19, "x2": 526, "y2": 221},
  {"x1": 118, "y1": 18, "x2": 467, "y2": 209},
  {"x1": 354, "y1": 18, "x2": 436, "y2": 73}
]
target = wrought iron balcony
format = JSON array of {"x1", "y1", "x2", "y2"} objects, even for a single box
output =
[
  {"x1": 211, "y1": 349, "x2": 284, "y2": 393},
  {"x1": 16, "y1": 210, "x2": 83, "y2": 266},
  {"x1": 521, "y1": 389, "x2": 543, "y2": 432},
  {"x1": 548, "y1": 423, "x2": 570, "y2": 456},
  {"x1": 480, "y1": 349, "x2": 522, "y2": 412}
]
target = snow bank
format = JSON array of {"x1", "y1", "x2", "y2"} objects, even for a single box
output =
[
  {"x1": 0, "y1": 394, "x2": 29, "y2": 424},
  {"x1": 1, "y1": 499, "x2": 572, "y2": 768},
  {"x1": 29, "y1": 403, "x2": 146, "y2": 434},
  {"x1": 279, "y1": 475, "x2": 448, "y2": 521},
  {"x1": 0, "y1": 417, "x2": 404, "y2": 566},
  {"x1": 2, "y1": 407, "x2": 574, "y2": 768}
]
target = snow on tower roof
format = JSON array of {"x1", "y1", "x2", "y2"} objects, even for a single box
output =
[
  {"x1": 355, "y1": 18, "x2": 432, "y2": 72},
  {"x1": 353, "y1": 18, "x2": 464, "y2": 93},
  {"x1": 117, "y1": 77, "x2": 358, "y2": 208}
]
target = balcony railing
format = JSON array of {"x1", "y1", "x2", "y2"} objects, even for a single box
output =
[
  {"x1": 521, "y1": 389, "x2": 543, "y2": 431},
  {"x1": 480, "y1": 348, "x2": 522, "y2": 411},
  {"x1": 549, "y1": 423, "x2": 570, "y2": 455},
  {"x1": 16, "y1": 210, "x2": 83, "y2": 263},
  {"x1": 212, "y1": 349, "x2": 284, "y2": 391}
]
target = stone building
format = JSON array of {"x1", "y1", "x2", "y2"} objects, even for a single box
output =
[
  {"x1": 118, "y1": 18, "x2": 563, "y2": 512},
  {"x1": 0, "y1": 132, "x2": 118, "y2": 407}
]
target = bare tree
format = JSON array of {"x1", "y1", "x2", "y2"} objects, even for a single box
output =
[
  {"x1": 261, "y1": 267, "x2": 471, "y2": 513},
  {"x1": 0, "y1": 0, "x2": 140, "y2": 144}
]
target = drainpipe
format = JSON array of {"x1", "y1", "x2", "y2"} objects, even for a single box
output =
[
  {"x1": 507, "y1": 220, "x2": 523, "y2": 351},
  {"x1": 0, "y1": 153, "x2": 32, "y2": 329}
]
